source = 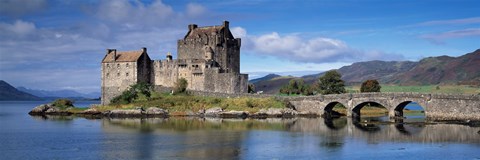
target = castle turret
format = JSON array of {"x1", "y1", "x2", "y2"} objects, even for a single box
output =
[{"x1": 166, "y1": 52, "x2": 172, "y2": 61}]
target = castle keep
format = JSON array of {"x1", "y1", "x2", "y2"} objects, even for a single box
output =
[{"x1": 101, "y1": 21, "x2": 248, "y2": 105}]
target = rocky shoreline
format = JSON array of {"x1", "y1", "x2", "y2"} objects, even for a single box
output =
[{"x1": 28, "y1": 103, "x2": 319, "y2": 119}]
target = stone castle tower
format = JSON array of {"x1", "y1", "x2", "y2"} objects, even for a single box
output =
[{"x1": 101, "y1": 21, "x2": 248, "y2": 105}]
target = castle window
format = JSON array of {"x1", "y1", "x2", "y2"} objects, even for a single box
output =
[
  {"x1": 126, "y1": 63, "x2": 129, "y2": 68},
  {"x1": 126, "y1": 72, "x2": 129, "y2": 76},
  {"x1": 117, "y1": 64, "x2": 120, "y2": 68},
  {"x1": 106, "y1": 73, "x2": 110, "y2": 77},
  {"x1": 107, "y1": 64, "x2": 110, "y2": 68},
  {"x1": 117, "y1": 72, "x2": 120, "y2": 77}
]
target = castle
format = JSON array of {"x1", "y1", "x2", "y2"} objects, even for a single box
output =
[{"x1": 101, "y1": 21, "x2": 248, "y2": 105}]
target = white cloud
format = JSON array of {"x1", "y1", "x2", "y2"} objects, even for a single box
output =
[
  {"x1": 416, "y1": 17, "x2": 480, "y2": 26},
  {"x1": 186, "y1": 3, "x2": 206, "y2": 17},
  {"x1": 231, "y1": 26, "x2": 247, "y2": 38},
  {"x1": 420, "y1": 28, "x2": 480, "y2": 44},
  {"x1": 0, "y1": 20, "x2": 36, "y2": 36},
  {"x1": 234, "y1": 27, "x2": 403, "y2": 63}
]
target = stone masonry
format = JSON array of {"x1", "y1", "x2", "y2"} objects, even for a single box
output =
[{"x1": 101, "y1": 21, "x2": 248, "y2": 105}]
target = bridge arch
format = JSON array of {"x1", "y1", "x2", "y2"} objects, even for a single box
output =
[
  {"x1": 351, "y1": 101, "x2": 389, "y2": 118},
  {"x1": 393, "y1": 101, "x2": 426, "y2": 119},
  {"x1": 323, "y1": 101, "x2": 347, "y2": 118}
]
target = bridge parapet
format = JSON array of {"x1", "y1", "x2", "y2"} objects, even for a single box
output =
[{"x1": 282, "y1": 92, "x2": 480, "y2": 121}]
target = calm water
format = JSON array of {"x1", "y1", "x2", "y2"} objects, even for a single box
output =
[{"x1": 1, "y1": 101, "x2": 479, "y2": 160}]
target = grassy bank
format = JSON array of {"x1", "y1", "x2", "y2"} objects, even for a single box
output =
[
  {"x1": 346, "y1": 85, "x2": 479, "y2": 94},
  {"x1": 94, "y1": 93, "x2": 285, "y2": 115}
]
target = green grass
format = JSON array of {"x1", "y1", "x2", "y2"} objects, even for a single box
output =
[
  {"x1": 95, "y1": 92, "x2": 286, "y2": 115},
  {"x1": 346, "y1": 85, "x2": 479, "y2": 94}
]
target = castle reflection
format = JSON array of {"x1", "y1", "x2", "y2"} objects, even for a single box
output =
[{"x1": 96, "y1": 117, "x2": 479, "y2": 159}]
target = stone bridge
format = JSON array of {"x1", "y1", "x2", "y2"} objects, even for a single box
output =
[{"x1": 283, "y1": 92, "x2": 480, "y2": 121}]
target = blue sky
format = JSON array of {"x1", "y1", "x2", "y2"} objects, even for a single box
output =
[{"x1": 0, "y1": 0, "x2": 479, "y2": 93}]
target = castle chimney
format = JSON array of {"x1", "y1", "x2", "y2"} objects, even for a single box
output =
[
  {"x1": 141, "y1": 47, "x2": 147, "y2": 53},
  {"x1": 188, "y1": 24, "x2": 197, "y2": 31},
  {"x1": 223, "y1": 21, "x2": 229, "y2": 28},
  {"x1": 107, "y1": 49, "x2": 117, "y2": 62},
  {"x1": 113, "y1": 49, "x2": 116, "y2": 62}
]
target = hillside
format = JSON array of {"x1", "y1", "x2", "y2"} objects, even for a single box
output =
[
  {"x1": 17, "y1": 87, "x2": 100, "y2": 99},
  {"x1": 386, "y1": 49, "x2": 480, "y2": 85},
  {"x1": 0, "y1": 80, "x2": 42, "y2": 101},
  {"x1": 252, "y1": 49, "x2": 480, "y2": 93}
]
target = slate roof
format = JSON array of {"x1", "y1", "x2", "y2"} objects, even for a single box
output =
[
  {"x1": 102, "y1": 50, "x2": 144, "y2": 63},
  {"x1": 185, "y1": 26, "x2": 224, "y2": 39}
]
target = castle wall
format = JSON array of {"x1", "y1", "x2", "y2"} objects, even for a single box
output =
[{"x1": 101, "y1": 62, "x2": 137, "y2": 105}]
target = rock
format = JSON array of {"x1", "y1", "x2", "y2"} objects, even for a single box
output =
[
  {"x1": 145, "y1": 107, "x2": 168, "y2": 117},
  {"x1": 106, "y1": 109, "x2": 143, "y2": 118},
  {"x1": 220, "y1": 110, "x2": 248, "y2": 118},
  {"x1": 45, "y1": 107, "x2": 60, "y2": 113},
  {"x1": 28, "y1": 104, "x2": 72, "y2": 116},
  {"x1": 282, "y1": 108, "x2": 297, "y2": 117},
  {"x1": 297, "y1": 111, "x2": 319, "y2": 117},
  {"x1": 265, "y1": 108, "x2": 283, "y2": 117},
  {"x1": 185, "y1": 110, "x2": 196, "y2": 116},
  {"x1": 81, "y1": 108, "x2": 102, "y2": 115},
  {"x1": 260, "y1": 108, "x2": 298, "y2": 118},
  {"x1": 251, "y1": 109, "x2": 268, "y2": 118},
  {"x1": 205, "y1": 107, "x2": 223, "y2": 117},
  {"x1": 28, "y1": 104, "x2": 49, "y2": 115}
]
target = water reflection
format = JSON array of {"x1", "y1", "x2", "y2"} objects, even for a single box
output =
[
  {"x1": 32, "y1": 116, "x2": 480, "y2": 159},
  {"x1": 101, "y1": 117, "x2": 480, "y2": 143}
]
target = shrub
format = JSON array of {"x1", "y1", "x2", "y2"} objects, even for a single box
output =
[
  {"x1": 173, "y1": 78, "x2": 188, "y2": 94},
  {"x1": 360, "y1": 79, "x2": 381, "y2": 92},
  {"x1": 248, "y1": 84, "x2": 256, "y2": 93},
  {"x1": 52, "y1": 99, "x2": 74, "y2": 109},
  {"x1": 110, "y1": 82, "x2": 152, "y2": 104},
  {"x1": 279, "y1": 79, "x2": 313, "y2": 95}
]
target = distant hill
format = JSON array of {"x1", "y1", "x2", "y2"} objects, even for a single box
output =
[
  {"x1": 0, "y1": 80, "x2": 42, "y2": 101},
  {"x1": 17, "y1": 87, "x2": 100, "y2": 100},
  {"x1": 249, "y1": 74, "x2": 281, "y2": 84},
  {"x1": 251, "y1": 49, "x2": 480, "y2": 93}
]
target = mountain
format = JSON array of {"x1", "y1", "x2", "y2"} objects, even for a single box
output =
[
  {"x1": 16, "y1": 87, "x2": 100, "y2": 99},
  {"x1": 250, "y1": 74, "x2": 281, "y2": 84},
  {"x1": 386, "y1": 49, "x2": 480, "y2": 85},
  {"x1": 0, "y1": 80, "x2": 42, "y2": 101},
  {"x1": 251, "y1": 49, "x2": 480, "y2": 93}
]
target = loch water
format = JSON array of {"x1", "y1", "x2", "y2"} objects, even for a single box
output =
[{"x1": 1, "y1": 101, "x2": 479, "y2": 160}]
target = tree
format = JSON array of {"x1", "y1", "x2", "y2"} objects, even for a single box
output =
[
  {"x1": 279, "y1": 79, "x2": 313, "y2": 95},
  {"x1": 360, "y1": 79, "x2": 381, "y2": 92},
  {"x1": 173, "y1": 78, "x2": 188, "y2": 94},
  {"x1": 248, "y1": 84, "x2": 256, "y2": 93},
  {"x1": 110, "y1": 82, "x2": 152, "y2": 104},
  {"x1": 317, "y1": 70, "x2": 346, "y2": 95}
]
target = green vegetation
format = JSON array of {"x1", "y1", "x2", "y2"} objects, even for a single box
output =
[
  {"x1": 279, "y1": 79, "x2": 314, "y2": 95},
  {"x1": 173, "y1": 78, "x2": 188, "y2": 94},
  {"x1": 346, "y1": 85, "x2": 479, "y2": 94},
  {"x1": 248, "y1": 84, "x2": 256, "y2": 93},
  {"x1": 52, "y1": 99, "x2": 74, "y2": 109},
  {"x1": 360, "y1": 79, "x2": 381, "y2": 92},
  {"x1": 317, "y1": 70, "x2": 346, "y2": 95},
  {"x1": 111, "y1": 82, "x2": 153, "y2": 104}
]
